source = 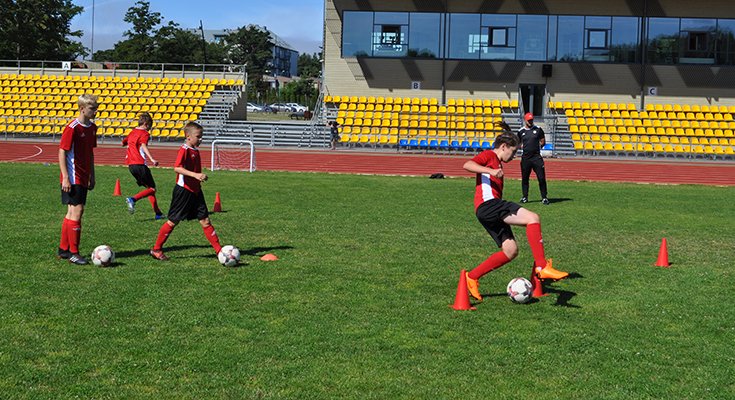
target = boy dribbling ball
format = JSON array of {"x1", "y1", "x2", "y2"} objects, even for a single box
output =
[{"x1": 150, "y1": 122, "x2": 224, "y2": 261}]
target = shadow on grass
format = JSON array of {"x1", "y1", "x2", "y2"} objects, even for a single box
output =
[
  {"x1": 546, "y1": 197, "x2": 573, "y2": 204},
  {"x1": 545, "y1": 272, "x2": 583, "y2": 308},
  {"x1": 240, "y1": 245, "x2": 294, "y2": 257},
  {"x1": 115, "y1": 244, "x2": 212, "y2": 258}
]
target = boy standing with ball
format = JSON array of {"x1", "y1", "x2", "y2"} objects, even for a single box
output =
[
  {"x1": 150, "y1": 122, "x2": 223, "y2": 261},
  {"x1": 57, "y1": 94, "x2": 99, "y2": 265},
  {"x1": 462, "y1": 123, "x2": 568, "y2": 302}
]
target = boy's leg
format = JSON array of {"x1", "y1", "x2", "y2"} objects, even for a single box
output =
[
  {"x1": 153, "y1": 220, "x2": 176, "y2": 251},
  {"x1": 59, "y1": 217, "x2": 70, "y2": 256},
  {"x1": 503, "y1": 208, "x2": 568, "y2": 280},
  {"x1": 148, "y1": 195, "x2": 163, "y2": 216},
  {"x1": 200, "y1": 218, "x2": 222, "y2": 254},
  {"x1": 65, "y1": 203, "x2": 87, "y2": 265},
  {"x1": 466, "y1": 249, "x2": 513, "y2": 301},
  {"x1": 132, "y1": 187, "x2": 156, "y2": 202}
]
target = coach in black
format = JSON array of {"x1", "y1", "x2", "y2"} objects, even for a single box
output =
[{"x1": 518, "y1": 112, "x2": 549, "y2": 205}]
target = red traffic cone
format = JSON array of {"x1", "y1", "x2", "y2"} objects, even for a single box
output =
[
  {"x1": 113, "y1": 179, "x2": 122, "y2": 196},
  {"x1": 655, "y1": 238, "x2": 670, "y2": 267},
  {"x1": 451, "y1": 269, "x2": 476, "y2": 311},
  {"x1": 530, "y1": 266, "x2": 548, "y2": 298},
  {"x1": 212, "y1": 192, "x2": 222, "y2": 212}
]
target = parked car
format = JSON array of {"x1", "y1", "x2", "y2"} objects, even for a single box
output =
[
  {"x1": 246, "y1": 102, "x2": 263, "y2": 112},
  {"x1": 285, "y1": 103, "x2": 307, "y2": 112},
  {"x1": 269, "y1": 103, "x2": 293, "y2": 112}
]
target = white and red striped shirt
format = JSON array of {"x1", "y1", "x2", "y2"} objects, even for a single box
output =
[
  {"x1": 122, "y1": 128, "x2": 150, "y2": 165},
  {"x1": 59, "y1": 119, "x2": 97, "y2": 187},
  {"x1": 471, "y1": 150, "x2": 504, "y2": 211},
  {"x1": 174, "y1": 144, "x2": 202, "y2": 193}
]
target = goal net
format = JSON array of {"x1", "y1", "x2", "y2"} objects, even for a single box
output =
[{"x1": 210, "y1": 140, "x2": 256, "y2": 172}]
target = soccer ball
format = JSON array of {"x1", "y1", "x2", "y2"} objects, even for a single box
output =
[
  {"x1": 506, "y1": 277, "x2": 533, "y2": 304},
  {"x1": 91, "y1": 245, "x2": 115, "y2": 267},
  {"x1": 218, "y1": 245, "x2": 240, "y2": 267}
]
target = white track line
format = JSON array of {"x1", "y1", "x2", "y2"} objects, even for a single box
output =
[{"x1": 9, "y1": 145, "x2": 43, "y2": 162}]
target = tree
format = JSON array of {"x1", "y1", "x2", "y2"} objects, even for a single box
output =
[
  {"x1": 297, "y1": 52, "x2": 322, "y2": 79},
  {"x1": 224, "y1": 26, "x2": 274, "y2": 98},
  {"x1": 0, "y1": 0, "x2": 86, "y2": 60},
  {"x1": 281, "y1": 78, "x2": 318, "y2": 110}
]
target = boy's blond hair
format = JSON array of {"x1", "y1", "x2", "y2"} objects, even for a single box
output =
[
  {"x1": 184, "y1": 121, "x2": 203, "y2": 136},
  {"x1": 78, "y1": 94, "x2": 98, "y2": 108}
]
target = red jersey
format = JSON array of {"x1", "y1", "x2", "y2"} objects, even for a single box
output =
[
  {"x1": 174, "y1": 144, "x2": 202, "y2": 193},
  {"x1": 471, "y1": 150, "x2": 504, "y2": 210},
  {"x1": 59, "y1": 119, "x2": 97, "y2": 187},
  {"x1": 122, "y1": 128, "x2": 150, "y2": 165}
]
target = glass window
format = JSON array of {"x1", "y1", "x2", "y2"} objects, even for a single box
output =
[
  {"x1": 373, "y1": 24, "x2": 408, "y2": 57},
  {"x1": 408, "y1": 13, "x2": 442, "y2": 58},
  {"x1": 449, "y1": 14, "x2": 481, "y2": 59},
  {"x1": 716, "y1": 19, "x2": 735, "y2": 65},
  {"x1": 679, "y1": 18, "x2": 716, "y2": 63},
  {"x1": 588, "y1": 30, "x2": 608, "y2": 48},
  {"x1": 516, "y1": 15, "x2": 547, "y2": 61},
  {"x1": 547, "y1": 16, "x2": 557, "y2": 60},
  {"x1": 611, "y1": 17, "x2": 640, "y2": 63},
  {"x1": 482, "y1": 14, "x2": 516, "y2": 27},
  {"x1": 491, "y1": 28, "x2": 508, "y2": 46},
  {"x1": 342, "y1": 11, "x2": 373, "y2": 57},
  {"x1": 556, "y1": 16, "x2": 584, "y2": 61},
  {"x1": 648, "y1": 18, "x2": 680, "y2": 64},
  {"x1": 586, "y1": 16, "x2": 612, "y2": 29},
  {"x1": 374, "y1": 12, "x2": 409, "y2": 25}
]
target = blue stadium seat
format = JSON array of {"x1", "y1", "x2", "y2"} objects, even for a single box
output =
[
  {"x1": 543, "y1": 143, "x2": 554, "y2": 150},
  {"x1": 450, "y1": 140, "x2": 461, "y2": 149},
  {"x1": 461, "y1": 141, "x2": 471, "y2": 150},
  {"x1": 481, "y1": 141, "x2": 491, "y2": 149},
  {"x1": 439, "y1": 140, "x2": 449, "y2": 148},
  {"x1": 429, "y1": 139, "x2": 438, "y2": 148},
  {"x1": 419, "y1": 139, "x2": 428, "y2": 148},
  {"x1": 471, "y1": 141, "x2": 481, "y2": 150},
  {"x1": 409, "y1": 139, "x2": 419, "y2": 147},
  {"x1": 399, "y1": 139, "x2": 408, "y2": 147}
]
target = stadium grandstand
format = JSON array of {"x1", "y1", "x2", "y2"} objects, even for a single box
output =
[{"x1": 321, "y1": 0, "x2": 735, "y2": 159}]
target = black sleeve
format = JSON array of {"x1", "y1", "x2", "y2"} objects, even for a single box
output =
[{"x1": 537, "y1": 127, "x2": 545, "y2": 140}]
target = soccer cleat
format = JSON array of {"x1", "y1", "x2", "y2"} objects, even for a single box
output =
[
  {"x1": 154, "y1": 213, "x2": 165, "y2": 220},
  {"x1": 150, "y1": 249, "x2": 169, "y2": 261},
  {"x1": 520, "y1": 197, "x2": 528, "y2": 203},
  {"x1": 57, "y1": 248, "x2": 71, "y2": 259},
  {"x1": 465, "y1": 271, "x2": 483, "y2": 302},
  {"x1": 536, "y1": 258, "x2": 569, "y2": 280},
  {"x1": 68, "y1": 253, "x2": 88, "y2": 265},
  {"x1": 125, "y1": 197, "x2": 136, "y2": 214},
  {"x1": 542, "y1": 198, "x2": 550, "y2": 205}
]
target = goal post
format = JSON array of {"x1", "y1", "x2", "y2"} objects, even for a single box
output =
[{"x1": 210, "y1": 139, "x2": 256, "y2": 172}]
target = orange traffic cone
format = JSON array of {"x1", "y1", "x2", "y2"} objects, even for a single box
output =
[
  {"x1": 213, "y1": 192, "x2": 222, "y2": 212},
  {"x1": 260, "y1": 253, "x2": 278, "y2": 261},
  {"x1": 655, "y1": 238, "x2": 670, "y2": 267},
  {"x1": 113, "y1": 179, "x2": 121, "y2": 196},
  {"x1": 451, "y1": 269, "x2": 476, "y2": 311},
  {"x1": 530, "y1": 266, "x2": 548, "y2": 298}
]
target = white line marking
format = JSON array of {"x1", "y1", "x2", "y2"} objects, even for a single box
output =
[{"x1": 9, "y1": 145, "x2": 43, "y2": 162}]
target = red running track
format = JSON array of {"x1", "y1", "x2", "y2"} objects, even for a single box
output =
[{"x1": 1, "y1": 140, "x2": 734, "y2": 186}]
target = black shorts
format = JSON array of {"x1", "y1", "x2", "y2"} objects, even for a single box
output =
[
  {"x1": 167, "y1": 185, "x2": 209, "y2": 222},
  {"x1": 128, "y1": 164, "x2": 156, "y2": 188},
  {"x1": 61, "y1": 185, "x2": 88, "y2": 205},
  {"x1": 476, "y1": 199, "x2": 522, "y2": 247}
]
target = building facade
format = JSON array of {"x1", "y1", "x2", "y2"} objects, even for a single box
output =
[{"x1": 324, "y1": 0, "x2": 735, "y2": 114}]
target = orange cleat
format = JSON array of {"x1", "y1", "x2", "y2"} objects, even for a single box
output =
[
  {"x1": 536, "y1": 258, "x2": 569, "y2": 280},
  {"x1": 465, "y1": 271, "x2": 483, "y2": 301}
]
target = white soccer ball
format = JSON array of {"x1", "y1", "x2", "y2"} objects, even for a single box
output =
[
  {"x1": 218, "y1": 245, "x2": 240, "y2": 267},
  {"x1": 91, "y1": 244, "x2": 115, "y2": 267},
  {"x1": 507, "y1": 277, "x2": 533, "y2": 304}
]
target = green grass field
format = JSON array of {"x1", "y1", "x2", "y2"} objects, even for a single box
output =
[{"x1": 0, "y1": 162, "x2": 733, "y2": 399}]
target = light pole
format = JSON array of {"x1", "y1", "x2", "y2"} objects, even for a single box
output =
[{"x1": 90, "y1": 0, "x2": 95, "y2": 58}]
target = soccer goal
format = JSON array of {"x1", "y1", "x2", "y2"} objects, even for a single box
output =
[{"x1": 210, "y1": 140, "x2": 256, "y2": 172}]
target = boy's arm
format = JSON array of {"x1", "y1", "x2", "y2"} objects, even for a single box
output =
[
  {"x1": 59, "y1": 148, "x2": 71, "y2": 192},
  {"x1": 89, "y1": 153, "x2": 95, "y2": 190},
  {"x1": 463, "y1": 160, "x2": 503, "y2": 178},
  {"x1": 140, "y1": 143, "x2": 159, "y2": 166},
  {"x1": 173, "y1": 166, "x2": 207, "y2": 182}
]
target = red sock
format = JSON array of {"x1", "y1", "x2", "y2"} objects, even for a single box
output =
[
  {"x1": 148, "y1": 195, "x2": 162, "y2": 214},
  {"x1": 526, "y1": 223, "x2": 546, "y2": 269},
  {"x1": 154, "y1": 223, "x2": 175, "y2": 251},
  {"x1": 59, "y1": 218, "x2": 70, "y2": 250},
  {"x1": 468, "y1": 251, "x2": 512, "y2": 280},
  {"x1": 133, "y1": 187, "x2": 156, "y2": 201},
  {"x1": 202, "y1": 225, "x2": 222, "y2": 253},
  {"x1": 67, "y1": 219, "x2": 81, "y2": 254}
]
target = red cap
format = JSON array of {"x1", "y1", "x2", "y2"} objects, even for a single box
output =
[{"x1": 524, "y1": 112, "x2": 534, "y2": 121}]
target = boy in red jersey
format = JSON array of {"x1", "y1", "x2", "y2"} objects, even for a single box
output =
[
  {"x1": 150, "y1": 122, "x2": 223, "y2": 261},
  {"x1": 58, "y1": 94, "x2": 99, "y2": 265},
  {"x1": 122, "y1": 112, "x2": 164, "y2": 219},
  {"x1": 462, "y1": 124, "x2": 568, "y2": 302}
]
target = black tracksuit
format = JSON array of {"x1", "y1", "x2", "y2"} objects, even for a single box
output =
[{"x1": 517, "y1": 124, "x2": 547, "y2": 199}]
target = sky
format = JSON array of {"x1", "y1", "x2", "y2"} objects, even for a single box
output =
[{"x1": 71, "y1": 0, "x2": 324, "y2": 56}]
